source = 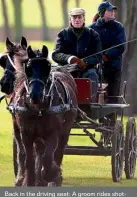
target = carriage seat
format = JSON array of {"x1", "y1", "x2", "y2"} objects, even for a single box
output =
[
  {"x1": 74, "y1": 78, "x2": 108, "y2": 104},
  {"x1": 74, "y1": 78, "x2": 93, "y2": 104}
]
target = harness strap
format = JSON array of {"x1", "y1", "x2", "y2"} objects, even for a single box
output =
[
  {"x1": 7, "y1": 103, "x2": 72, "y2": 115},
  {"x1": 56, "y1": 78, "x2": 71, "y2": 105}
]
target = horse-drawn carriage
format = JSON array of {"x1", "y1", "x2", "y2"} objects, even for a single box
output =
[
  {"x1": 0, "y1": 37, "x2": 136, "y2": 186},
  {"x1": 11, "y1": 72, "x2": 136, "y2": 184}
]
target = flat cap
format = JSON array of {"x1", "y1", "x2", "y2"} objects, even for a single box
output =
[{"x1": 69, "y1": 8, "x2": 85, "y2": 16}]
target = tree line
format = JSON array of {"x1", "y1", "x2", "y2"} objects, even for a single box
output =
[{"x1": 1, "y1": 0, "x2": 80, "y2": 42}]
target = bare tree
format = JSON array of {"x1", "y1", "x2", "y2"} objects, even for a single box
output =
[
  {"x1": 61, "y1": 0, "x2": 68, "y2": 27},
  {"x1": 37, "y1": 0, "x2": 50, "y2": 40},
  {"x1": 12, "y1": 0, "x2": 23, "y2": 42},
  {"x1": 123, "y1": 0, "x2": 137, "y2": 115},
  {"x1": 108, "y1": 0, "x2": 137, "y2": 115},
  {"x1": 75, "y1": 0, "x2": 80, "y2": 7},
  {"x1": 1, "y1": 0, "x2": 11, "y2": 38}
]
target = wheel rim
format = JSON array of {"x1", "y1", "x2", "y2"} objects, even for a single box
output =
[
  {"x1": 115, "y1": 133, "x2": 124, "y2": 179},
  {"x1": 128, "y1": 125, "x2": 136, "y2": 176},
  {"x1": 112, "y1": 121, "x2": 124, "y2": 182},
  {"x1": 125, "y1": 118, "x2": 137, "y2": 179}
]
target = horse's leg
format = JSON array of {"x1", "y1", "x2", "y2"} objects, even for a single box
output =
[
  {"x1": 54, "y1": 109, "x2": 77, "y2": 166},
  {"x1": 35, "y1": 140, "x2": 44, "y2": 186},
  {"x1": 22, "y1": 136, "x2": 35, "y2": 186},
  {"x1": 13, "y1": 137, "x2": 18, "y2": 177},
  {"x1": 53, "y1": 134, "x2": 70, "y2": 186},
  {"x1": 41, "y1": 134, "x2": 61, "y2": 186},
  {"x1": 53, "y1": 110, "x2": 77, "y2": 186},
  {"x1": 13, "y1": 120, "x2": 25, "y2": 186}
]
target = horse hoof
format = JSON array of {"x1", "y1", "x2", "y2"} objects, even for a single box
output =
[
  {"x1": 35, "y1": 180, "x2": 45, "y2": 186},
  {"x1": 47, "y1": 182, "x2": 56, "y2": 187},
  {"x1": 15, "y1": 180, "x2": 23, "y2": 186},
  {"x1": 54, "y1": 175, "x2": 62, "y2": 186}
]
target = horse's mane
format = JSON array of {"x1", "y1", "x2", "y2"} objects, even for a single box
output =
[{"x1": 13, "y1": 53, "x2": 28, "y2": 94}]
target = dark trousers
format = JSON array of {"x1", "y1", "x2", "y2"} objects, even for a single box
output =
[
  {"x1": 103, "y1": 68, "x2": 121, "y2": 103},
  {"x1": 102, "y1": 68, "x2": 121, "y2": 125}
]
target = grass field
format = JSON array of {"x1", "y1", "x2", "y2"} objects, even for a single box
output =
[{"x1": 0, "y1": 0, "x2": 102, "y2": 28}]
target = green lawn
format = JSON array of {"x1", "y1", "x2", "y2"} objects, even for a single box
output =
[
  {"x1": 0, "y1": 98, "x2": 137, "y2": 186},
  {"x1": 0, "y1": 0, "x2": 102, "y2": 28}
]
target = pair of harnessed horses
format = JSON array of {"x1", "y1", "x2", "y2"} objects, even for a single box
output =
[{"x1": 0, "y1": 37, "x2": 78, "y2": 186}]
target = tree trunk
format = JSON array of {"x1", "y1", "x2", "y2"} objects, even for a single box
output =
[
  {"x1": 110, "y1": 0, "x2": 137, "y2": 115},
  {"x1": 124, "y1": 0, "x2": 137, "y2": 115},
  {"x1": 75, "y1": 0, "x2": 80, "y2": 7},
  {"x1": 12, "y1": 0, "x2": 22, "y2": 42},
  {"x1": 1, "y1": 0, "x2": 11, "y2": 38},
  {"x1": 61, "y1": 0, "x2": 68, "y2": 27},
  {"x1": 37, "y1": 0, "x2": 50, "y2": 40}
]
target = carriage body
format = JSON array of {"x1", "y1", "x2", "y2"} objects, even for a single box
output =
[{"x1": 65, "y1": 78, "x2": 137, "y2": 182}]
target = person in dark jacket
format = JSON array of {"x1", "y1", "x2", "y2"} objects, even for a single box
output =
[
  {"x1": 89, "y1": 1, "x2": 126, "y2": 125},
  {"x1": 52, "y1": 7, "x2": 102, "y2": 102}
]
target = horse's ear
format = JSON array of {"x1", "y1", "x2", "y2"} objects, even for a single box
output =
[
  {"x1": 5, "y1": 37, "x2": 14, "y2": 51},
  {"x1": 42, "y1": 45, "x2": 48, "y2": 58},
  {"x1": 27, "y1": 46, "x2": 36, "y2": 58},
  {"x1": 20, "y1": 36, "x2": 27, "y2": 50}
]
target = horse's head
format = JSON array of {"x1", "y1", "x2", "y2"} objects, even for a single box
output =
[
  {"x1": 0, "y1": 53, "x2": 15, "y2": 95},
  {"x1": 26, "y1": 45, "x2": 51, "y2": 104},
  {"x1": 0, "y1": 37, "x2": 27, "y2": 95}
]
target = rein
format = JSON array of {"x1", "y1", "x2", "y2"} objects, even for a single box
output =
[
  {"x1": 29, "y1": 79, "x2": 45, "y2": 87},
  {"x1": 7, "y1": 54, "x2": 16, "y2": 69},
  {"x1": 5, "y1": 55, "x2": 73, "y2": 115},
  {"x1": 7, "y1": 73, "x2": 72, "y2": 116}
]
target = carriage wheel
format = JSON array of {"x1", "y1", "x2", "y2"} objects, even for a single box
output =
[
  {"x1": 125, "y1": 117, "x2": 136, "y2": 179},
  {"x1": 111, "y1": 120, "x2": 124, "y2": 182},
  {"x1": 13, "y1": 138, "x2": 18, "y2": 177}
]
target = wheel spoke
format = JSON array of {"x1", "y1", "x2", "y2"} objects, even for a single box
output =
[
  {"x1": 112, "y1": 120, "x2": 124, "y2": 182},
  {"x1": 116, "y1": 154, "x2": 121, "y2": 178},
  {"x1": 131, "y1": 136, "x2": 136, "y2": 150},
  {"x1": 129, "y1": 152, "x2": 136, "y2": 175},
  {"x1": 125, "y1": 117, "x2": 137, "y2": 179}
]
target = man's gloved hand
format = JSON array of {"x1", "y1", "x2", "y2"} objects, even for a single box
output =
[
  {"x1": 102, "y1": 55, "x2": 109, "y2": 62},
  {"x1": 68, "y1": 56, "x2": 86, "y2": 70}
]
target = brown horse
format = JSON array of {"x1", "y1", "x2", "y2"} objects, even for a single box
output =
[
  {"x1": 8, "y1": 45, "x2": 77, "y2": 186},
  {"x1": 0, "y1": 37, "x2": 28, "y2": 182},
  {"x1": 0, "y1": 38, "x2": 78, "y2": 184}
]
